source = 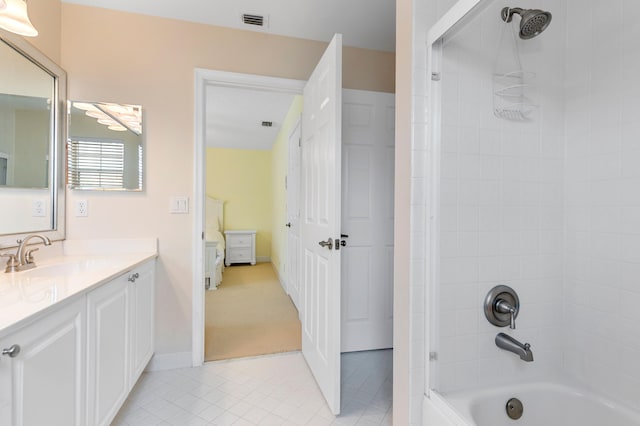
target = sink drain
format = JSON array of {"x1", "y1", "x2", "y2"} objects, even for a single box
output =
[{"x1": 506, "y1": 397, "x2": 523, "y2": 420}]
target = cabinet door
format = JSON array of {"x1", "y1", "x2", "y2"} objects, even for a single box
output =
[
  {"x1": 129, "y1": 261, "x2": 155, "y2": 384},
  {"x1": 86, "y1": 275, "x2": 130, "y2": 426},
  {"x1": 0, "y1": 298, "x2": 85, "y2": 426}
]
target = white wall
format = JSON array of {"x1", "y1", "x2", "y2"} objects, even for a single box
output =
[
  {"x1": 426, "y1": 0, "x2": 640, "y2": 411},
  {"x1": 433, "y1": 0, "x2": 566, "y2": 393},
  {"x1": 563, "y1": 0, "x2": 640, "y2": 408}
]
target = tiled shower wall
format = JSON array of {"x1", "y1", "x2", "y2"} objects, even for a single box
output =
[
  {"x1": 563, "y1": 0, "x2": 640, "y2": 408},
  {"x1": 435, "y1": 0, "x2": 566, "y2": 393}
]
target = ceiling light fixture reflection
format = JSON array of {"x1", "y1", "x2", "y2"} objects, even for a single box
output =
[
  {"x1": 0, "y1": 0, "x2": 38, "y2": 37},
  {"x1": 72, "y1": 101, "x2": 142, "y2": 135}
]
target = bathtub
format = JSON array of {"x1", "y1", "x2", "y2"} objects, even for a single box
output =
[{"x1": 424, "y1": 381, "x2": 640, "y2": 426}]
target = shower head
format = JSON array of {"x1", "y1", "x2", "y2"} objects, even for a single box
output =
[{"x1": 501, "y1": 7, "x2": 552, "y2": 39}]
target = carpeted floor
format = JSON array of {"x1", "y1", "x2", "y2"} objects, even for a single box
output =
[{"x1": 204, "y1": 263, "x2": 302, "y2": 361}]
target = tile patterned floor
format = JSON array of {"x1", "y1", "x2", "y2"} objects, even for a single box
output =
[{"x1": 113, "y1": 350, "x2": 392, "y2": 426}]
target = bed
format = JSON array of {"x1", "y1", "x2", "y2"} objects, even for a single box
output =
[{"x1": 204, "y1": 197, "x2": 225, "y2": 290}]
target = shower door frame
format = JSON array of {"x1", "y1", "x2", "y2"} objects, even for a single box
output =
[{"x1": 425, "y1": 0, "x2": 492, "y2": 395}]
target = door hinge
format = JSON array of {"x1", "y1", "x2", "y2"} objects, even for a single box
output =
[
  {"x1": 431, "y1": 72, "x2": 441, "y2": 81},
  {"x1": 201, "y1": 231, "x2": 204, "y2": 240},
  {"x1": 298, "y1": 138, "x2": 301, "y2": 147},
  {"x1": 429, "y1": 351, "x2": 438, "y2": 361}
]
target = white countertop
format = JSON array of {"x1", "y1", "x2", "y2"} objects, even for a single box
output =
[{"x1": 0, "y1": 239, "x2": 157, "y2": 338}]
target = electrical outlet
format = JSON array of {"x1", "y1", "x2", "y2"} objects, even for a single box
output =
[
  {"x1": 32, "y1": 200, "x2": 46, "y2": 217},
  {"x1": 75, "y1": 199, "x2": 88, "y2": 217}
]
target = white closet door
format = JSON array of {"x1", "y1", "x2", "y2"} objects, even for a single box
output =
[
  {"x1": 341, "y1": 89, "x2": 395, "y2": 352},
  {"x1": 300, "y1": 33, "x2": 343, "y2": 415},
  {"x1": 287, "y1": 120, "x2": 301, "y2": 311}
]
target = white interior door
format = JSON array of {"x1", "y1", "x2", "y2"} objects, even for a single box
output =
[
  {"x1": 341, "y1": 89, "x2": 395, "y2": 352},
  {"x1": 300, "y1": 33, "x2": 343, "y2": 415},
  {"x1": 287, "y1": 119, "x2": 301, "y2": 311}
]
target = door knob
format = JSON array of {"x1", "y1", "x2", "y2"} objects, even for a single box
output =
[
  {"x1": 318, "y1": 238, "x2": 333, "y2": 250},
  {"x1": 2, "y1": 344, "x2": 20, "y2": 358}
]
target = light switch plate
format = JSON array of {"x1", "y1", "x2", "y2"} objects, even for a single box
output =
[{"x1": 170, "y1": 196, "x2": 189, "y2": 214}]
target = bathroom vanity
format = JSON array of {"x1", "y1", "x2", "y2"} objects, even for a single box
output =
[{"x1": 0, "y1": 241, "x2": 157, "y2": 426}]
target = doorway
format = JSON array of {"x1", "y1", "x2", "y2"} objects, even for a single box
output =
[
  {"x1": 193, "y1": 66, "x2": 396, "y2": 415},
  {"x1": 192, "y1": 69, "x2": 305, "y2": 367},
  {"x1": 202, "y1": 84, "x2": 304, "y2": 361}
]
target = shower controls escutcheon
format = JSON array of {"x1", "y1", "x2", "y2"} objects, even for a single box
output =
[{"x1": 484, "y1": 285, "x2": 520, "y2": 329}]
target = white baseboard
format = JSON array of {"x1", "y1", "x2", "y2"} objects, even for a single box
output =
[
  {"x1": 145, "y1": 351, "x2": 193, "y2": 372},
  {"x1": 273, "y1": 261, "x2": 288, "y2": 294}
]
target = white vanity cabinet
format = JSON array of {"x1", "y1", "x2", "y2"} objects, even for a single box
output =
[
  {"x1": 224, "y1": 230, "x2": 257, "y2": 266},
  {"x1": 0, "y1": 256, "x2": 155, "y2": 426},
  {"x1": 128, "y1": 262, "x2": 155, "y2": 383},
  {"x1": 87, "y1": 260, "x2": 155, "y2": 426},
  {"x1": 86, "y1": 273, "x2": 130, "y2": 426},
  {"x1": 0, "y1": 298, "x2": 86, "y2": 426}
]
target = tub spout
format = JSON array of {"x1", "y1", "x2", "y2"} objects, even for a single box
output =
[{"x1": 495, "y1": 333, "x2": 534, "y2": 362}]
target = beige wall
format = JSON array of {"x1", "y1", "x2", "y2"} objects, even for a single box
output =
[
  {"x1": 394, "y1": 0, "x2": 413, "y2": 424},
  {"x1": 27, "y1": 0, "x2": 62, "y2": 63},
  {"x1": 14, "y1": 109, "x2": 49, "y2": 187},
  {"x1": 59, "y1": 3, "x2": 396, "y2": 357}
]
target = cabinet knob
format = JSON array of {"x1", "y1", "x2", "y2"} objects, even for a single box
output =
[
  {"x1": 128, "y1": 272, "x2": 140, "y2": 282},
  {"x1": 2, "y1": 344, "x2": 20, "y2": 358}
]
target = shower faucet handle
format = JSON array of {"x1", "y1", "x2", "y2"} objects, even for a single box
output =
[
  {"x1": 495, "y1": 299, "x2": 517, "y2": 329},
  {"x1": 484, "y1": 285, "x2": 520, "y2": 329}
]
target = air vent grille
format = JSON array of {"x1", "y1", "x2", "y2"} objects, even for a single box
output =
[
  {"x1": 242, "y1": 14, "x2": 264, "y2": 27},
  {"x1": 261, "y1": 121, "x2": 273, "y2": 127}
]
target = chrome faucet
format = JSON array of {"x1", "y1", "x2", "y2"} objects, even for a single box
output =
[
  {"x1": 495, "y1": 333, "x2": 534, "y2": 362},
  {"x1": 15, "y1": 234, "x2": 51, "y2": 271}
]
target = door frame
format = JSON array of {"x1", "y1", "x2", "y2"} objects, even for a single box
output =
[{"x1": 192, "y1": 69, "x2": 305, "y2": 366}]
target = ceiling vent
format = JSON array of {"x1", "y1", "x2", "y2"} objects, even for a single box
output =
[
  {"x1": 261, "y1": 121, "x2": 273, "y2": 127},
  {"x1": 242, "y1": 14, "x2": 266, "y2": 27}
]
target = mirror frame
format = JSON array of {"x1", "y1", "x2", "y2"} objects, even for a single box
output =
[{"x1": 0, "y1": 29, "x2": 67, "y2": 248}]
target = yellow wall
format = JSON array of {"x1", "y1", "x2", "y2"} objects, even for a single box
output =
[
  {"x1": 206, "y1": 148, "x2": 272, "y2": 259},
  {"x1": 270, "y1": 96, "x2": 303, "y2": 281}
]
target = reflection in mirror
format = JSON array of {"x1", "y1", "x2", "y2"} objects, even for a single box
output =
[
  {"x1": 0, "y1": 30, "x2": 66, "y2": 243},
  {"x1": 68, "y1": 102, "x2": 143, "y2": 191}
]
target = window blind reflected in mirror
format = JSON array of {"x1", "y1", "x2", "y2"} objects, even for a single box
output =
[{"x1": 68, "y1": 139, "x2": 125, "y2": 189}]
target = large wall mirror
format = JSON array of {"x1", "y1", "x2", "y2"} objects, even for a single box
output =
[
  {"x1": 0, "y1": 30, "x2": 66, "y2": 247},
  {"x1": 68, "y1": 101, "x2": 143, "y2": 191}
]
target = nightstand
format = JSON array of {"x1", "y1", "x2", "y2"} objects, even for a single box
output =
[{"x1": 224, "y1": 230, "x2": 257, "y2": 266}]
